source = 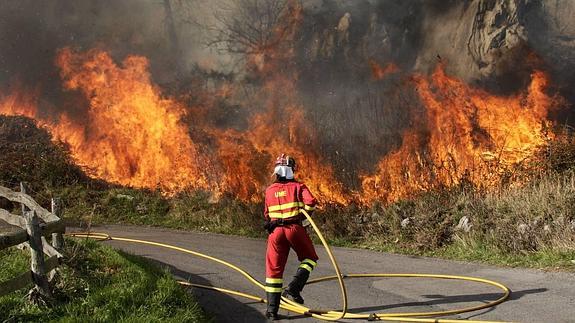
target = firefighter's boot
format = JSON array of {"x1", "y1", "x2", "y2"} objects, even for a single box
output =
[
  {"x1": 283, "y1": 268, "x2": 310, "y2": 304},
  {"x1": 266, "y1": 292, "x2": 282, "y2": 321}
]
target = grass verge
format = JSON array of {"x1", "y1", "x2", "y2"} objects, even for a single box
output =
[
  {"x1": 36, "y1": 175, "x2": 575, "y2": 272},
  {"x1": 344, "y1": 238, "x2": 575, "y2": 271},
  {"x1": 0, "y1": 239, "x2": 209, "y2": 322}
]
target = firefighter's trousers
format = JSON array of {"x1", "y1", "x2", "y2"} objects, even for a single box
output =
[{"x1": 265, "y1": 223, "x2": 318, "y2": 296}]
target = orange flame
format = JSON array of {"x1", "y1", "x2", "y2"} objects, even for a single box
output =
[
  {"x1": 211, "y1": 0, "x2": 349, "y2": 204},
  {"x1": 0, "y1": 6, "x2": 565, "y2": 206},
  {"x1": 369, "y1": 60, "x2": 399, "y2": 80},
  {"x1": 0, "y1": 54, "x2": 562, "y2": 205},
  {"x1": 2, "y1": 48, "x2": 211, "y2": 193},
  {"x1": 0, "y1": 1, "x2": 350, "y2": 204},
  {"x1": 361, "y1": 65, "x2": 558, "y2": 203},
  {"x1": 0, "y1": 57, "x2": 563, "y2": 205}
]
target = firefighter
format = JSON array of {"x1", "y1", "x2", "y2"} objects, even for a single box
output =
[{"x1": 263, "y1": 154, "x2": 319, "y2": 320}]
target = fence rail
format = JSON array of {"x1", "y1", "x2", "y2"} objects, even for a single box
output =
[
  {"x1": 0, "y1": 183, "x2": 65, "y2": 298},
  {"x1": 0, "y1": 255, "x2": 60, "y2": 297},
  {"x1": 0, "y1": 219, "x2": 65, "y2": 249}
]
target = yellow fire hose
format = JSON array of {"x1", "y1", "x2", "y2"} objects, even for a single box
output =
[{"x1": 67, "y1": 210, "x2": 512, "y2": 322}]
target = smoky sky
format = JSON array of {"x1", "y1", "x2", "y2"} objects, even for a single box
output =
[
  {"x1": 0, "y1": 0, "x2": 180, "y2": 87},
  {"x1": 1, "y1": 1, "x2": 573, "y2": 90}
]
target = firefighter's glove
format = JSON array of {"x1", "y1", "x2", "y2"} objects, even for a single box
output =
[
  {"x1": 263, "y1": 220, "x2": 271, "y2": 232},
  {"x1": 264, "y1": 220, "x2": 277, "y2": 234}
]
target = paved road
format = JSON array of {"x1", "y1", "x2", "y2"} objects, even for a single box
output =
[{"x1": 71, "y1": 225, "x2": 575, "y2": 323}]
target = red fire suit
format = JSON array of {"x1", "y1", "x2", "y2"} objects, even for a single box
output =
[{"x1": 264, "y1": 180, "x2": 318, "y2": 294}]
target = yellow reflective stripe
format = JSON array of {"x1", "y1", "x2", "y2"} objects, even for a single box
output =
[
  {"x1": 302, "y1": 259, "x2": 317, "y2": 267},
  {"x1": 303, "y1": 204, "x2": 315, "y2": 211},
  {"x1": 268, "y1": 210, "x2": 300, "y2": 219},
  {"x1": 268, "y1": 202, "x2": 304, "y2": 212},
  {"x1": 265, "y1": 286, "x2": 283, "y2": 293},
  {"x1": 266, "y1": 278, "x2": 283, "y2": 284},
  {"x1": 299, "y1": 263, "x2": 313, "y2": 272}
]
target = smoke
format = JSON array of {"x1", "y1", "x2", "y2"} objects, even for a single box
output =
[
  {"x1": 0, "y1": 0, "x2": 572, "y2": 196},
  {"x1": 520, "y1": 0, "x2": 575, "y2": 114},
  {"x1": 2, "y1": 1, "x2": 571, "y2": 93},
  {"x1": 1, "y1": 1, "x2": 573, "y2": 87},
  {"x1": 1, "y1": 2, "x2": 151, "y2": 81}
]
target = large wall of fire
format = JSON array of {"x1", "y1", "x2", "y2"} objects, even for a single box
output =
[{"x1": 0, "y1": 1, "x2": 572, "y2": 204}]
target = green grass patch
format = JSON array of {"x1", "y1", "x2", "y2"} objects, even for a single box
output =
[
  {"x1": 0, "y1": 239, "x2": 209, "y2": 322},
  {"x1": 350, "y1": 237, "x2": 575, "y2": 270},
  {"x1": 433, "y1": 239, "x2": 575, "y2": 270}
]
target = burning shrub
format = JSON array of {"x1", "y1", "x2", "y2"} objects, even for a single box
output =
[{"x1": 0, "y1": 115, "x2": 88, "y2": 194}]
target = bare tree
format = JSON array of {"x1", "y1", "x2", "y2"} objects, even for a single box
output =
[{"x1": 207, "y1": 0, "x2": 291, "y2": 54}]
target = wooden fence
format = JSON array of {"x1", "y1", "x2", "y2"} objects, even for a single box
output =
[{"x1": 0, "y1": 183, "x2": 65, "y2": 298}]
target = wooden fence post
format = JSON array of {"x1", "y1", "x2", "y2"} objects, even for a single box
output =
[
  {"x1": 21, "y1": 183, "x2": 52, "y2": 299},
  {"x1": 25, "y1": 209, "x2": 52, "y2": 299},
  {"x1": 17, "y1": 182, "x2": 28, "y2": 251},
  {"x1": 20, "y1": 182, "x2": 27, "y2": 215},
  {"x1": 51, "y1": 198, "x2": 64, "y2": 250},
  {"x1": 0, "y1": 184, "x2": 64, "y2": 297}
]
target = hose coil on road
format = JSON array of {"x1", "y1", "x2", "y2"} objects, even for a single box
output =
[{"x1": 68, "y1": 210, "x2": 511, "y2": 323}]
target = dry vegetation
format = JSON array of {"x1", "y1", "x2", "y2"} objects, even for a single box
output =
[
  {"x1": 319, "y1": 168, "x2": 575, "y2": 251},
  {"x1": 0, "y1": 116, "x2": 86, "y2": 189},
  {"x1": 1, "y1": 115, "x2": 574, "y2": 269}
]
